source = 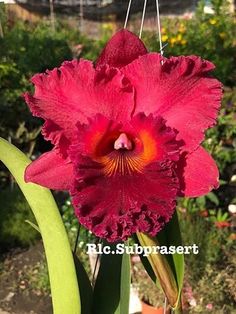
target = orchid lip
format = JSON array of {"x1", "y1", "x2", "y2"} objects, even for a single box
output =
[{"x1": 114, "y1": 133, "x2": 132, "y2": 150}]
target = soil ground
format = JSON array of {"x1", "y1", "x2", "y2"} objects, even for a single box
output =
[{"x1": 0, "y1": 242, "x2": 52, "y2": 314}]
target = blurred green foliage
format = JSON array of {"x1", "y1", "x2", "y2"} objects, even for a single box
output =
[
  {"x1": 0, "y1": 13, "x2": 100, "y2": 155},
  {"x1": 0, "y1": 21, "x2": 70, "y2": 145},
  {"x1": 0, "y1": 187, "x2": 39, "y2": 251},
  {"x1": 143, "y1": 0, "x2": 236, "y2": 86},
  {"x1": 179, "y1": 211, "x2": 236, "y2": 312},
  {"x1": 61, "y1": 199, "x2": 96, "y2": 250},
  {"x1": 1, "y1": 23, "x2": 71, "y2": 75}
]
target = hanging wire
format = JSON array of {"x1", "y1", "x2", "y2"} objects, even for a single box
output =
[
  {"x1": 155, "y1": 0, "x2": 163, "y2": 56},
  {"x1": 124, "y1": 0, "x2": 132, "y2": 29},
  {"x1": 124, "y1": 0, "x2": 166, "y2": 56},
  {"x1": 139, "y1": 0, "x2": 148, "y2": 38}
]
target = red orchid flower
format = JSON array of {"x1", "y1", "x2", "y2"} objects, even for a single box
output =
[{"x1": 24, "y1": 30, "x2": 222, "y2": 242}]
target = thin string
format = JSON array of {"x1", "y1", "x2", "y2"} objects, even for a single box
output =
[
  {"x1": 139, "y1": 0, "x2": 148, "y2": 38},
  {"x1": 124, "y1": 0, "x2": 132, "y2": 29},
  {"x1": 155, "y1": 0, "x2": 163, "y2": 56}
]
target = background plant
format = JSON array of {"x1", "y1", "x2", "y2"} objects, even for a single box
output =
[{"x1": 143, "y1": 0, "x2": 236, "y2": 86}]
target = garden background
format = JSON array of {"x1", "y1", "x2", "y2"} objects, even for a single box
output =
[{"x1": 0, "y1": 0, "x2": 236, "y2": 313}]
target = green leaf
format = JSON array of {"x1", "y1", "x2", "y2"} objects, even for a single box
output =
[
  {"x1": 73, "y1": 254, "x2": 93, "y2": 314},
  {"x1": 219, "y1": 179, "x2": 227, "y2": 185},
  {"x1": 196, "y1": 196, "x2": 206, "y2": 208},
  {"x1": 133, "y1": 237, "x2": 156, "y2": 284},
  {"x1": 25, "y1": 219, "x2": 41, "y2": 233},
  {"x1": 92, "y1": 242, "x2": 130, "y2": 314},
  {"x1": 136, "y1": 232, "x2": 178, "y2": 308},
  {"x1": 221, "y1": 212, "x2": 229, "y2": 221},
  {"x1": 115, "y1": 246, "x2": 130, "y2": 314},
  {"x1": 159, "y1": 211, "x2": 184, "y2": 309},
  {"x1": 136, "y1": 211, "x2": 184, "y2": 311},
  {"x1": 206, "y1": 192, "x2": 219, "y2": 206},
  {"x1": 0, "y1": 137, "x2": 81, "y2": 314}
]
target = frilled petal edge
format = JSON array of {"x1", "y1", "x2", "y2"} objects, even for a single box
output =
[
  {"x1": 71, "y1": 155, "x2": 178, "y2": 242},
  {"x1": 122, "y1": 53, "x2": 223, "y2": 152},
  {"x1": 25, "y1": 149, "x2": 74, "y2": 190},
  {"x1": 24, "y1": 59, "x2": 135, "y2": 155},
  {"x1": 176, "y1": 146, "x2": 219, "y2": 197}
]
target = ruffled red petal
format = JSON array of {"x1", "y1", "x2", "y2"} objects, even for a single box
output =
[
  {"x1": 69, "y1": 113, "x2": 180, "y2": 241},
  {"x1": 25, "y1": 149, "x2": 74, "y2": 190},
  {"x1": 176, "y1": 146, "x2": 219, "y2": 197},
  {"x1": 71, "y1": 156, "x2": 178, "y2": 242},
  {"x1": 24, "y1": 59, "x2": 135, "y2": 154},
  {"x1": 122, "y1": 53, "x2": 222, "y2": 152},
  {"x1": 24, "y1": 59, "x2": 93, "y2": 141},
  {"x1": 129, "y1": 113, "x2": 181, "y2": 162},
  {"x1": 41, "y1": 120, "x2": 70, "y2": 157},
  {"x1": 96, "y1": 29, "x2": 148, "y2": 69}
]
